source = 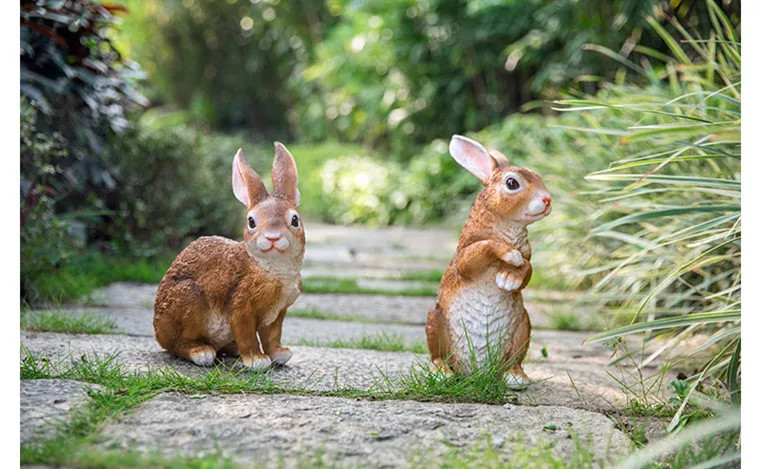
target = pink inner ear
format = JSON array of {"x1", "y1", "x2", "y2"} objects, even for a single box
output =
[
  {"x1": 449, "y1": 135, "x2": 494, "y2": 184},
  {"x1": 232, "y1": 150, "x2": 250, "y2": 206}
]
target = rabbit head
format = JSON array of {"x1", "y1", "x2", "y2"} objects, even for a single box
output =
[
  {"x1": 450, "y1": 135, "x2": 551, "y2": 225},
  {"x1": 232, "y1": 143, "x2": 305, "y2": 260}
]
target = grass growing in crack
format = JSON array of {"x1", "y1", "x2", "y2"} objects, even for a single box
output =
[
  {"x1": 549, "y1": 309, "x2": 583, "y2": 331},
  {"x1": 396, "y1": 269, "x2": 445, "y2": 282},
  {"x1": 21, "y1": 309, "x2": 118, "y2": 335},
  {"x1": 302, "y1": 276, "x2": 437, "y2": 297},
  {"x1": 300, "y1": 332, "x2": 428, "y2": 354},
  {"x1": 287, "y1": 307, "x2": 387, "y2": 324}
]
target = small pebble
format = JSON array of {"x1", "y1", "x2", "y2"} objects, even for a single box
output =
[{"x1": 503, "y1": 403, "x2": 517, "y2": 410}]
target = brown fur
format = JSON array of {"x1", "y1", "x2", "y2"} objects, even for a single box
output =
[
  {"x1": 426, "y1": 136, "x2": 551, "y2": 384},
  {"x1": 153, "y1": 143, "x2": 305, "y2": 368}
]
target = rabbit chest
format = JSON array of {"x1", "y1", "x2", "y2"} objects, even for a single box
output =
[
  {"x1": 205, "y1": 255, "x2": 301, "y2": 348},
  {"x1": 448, "y1": 225, "x2": 530, "y2": 373},
  {"x1": 448, "y1": 276, "x2": 524, "y2": 373},
  {"x1": 253, "y1": 255, "x2": 302, "y2": 326}
]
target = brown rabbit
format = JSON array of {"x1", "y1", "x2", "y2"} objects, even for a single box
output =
[
  {"x1": 153, "y1": 143, "x2": 305, "y2": 370},
  {"x1": 426, "y1": 135, "x2": 551, "y2": 389}
]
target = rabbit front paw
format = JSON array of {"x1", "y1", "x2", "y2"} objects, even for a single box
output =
[
  {"x1": 243, "y1": 354, "x2": 272, "y2": 371},
  {"x1": 496, "y1": 271, "x2": 523, "y2": 291},
  {"x1": 501, "y1": 249, "x2": 524, "y2": 267}
]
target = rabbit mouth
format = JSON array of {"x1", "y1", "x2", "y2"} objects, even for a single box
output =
[
  {"x1": 260, "y1": 246, "x2": 286, "y2": 254},
  {"x1": 525, "y1": 206, "x2": 551, "y2": 219}
]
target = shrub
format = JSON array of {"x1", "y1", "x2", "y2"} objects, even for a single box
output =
[
  {"x1": 292, "y1": 0, "x2": 738, "y2": 152},
  {"x1": 20, "y1": 0, "x2": 147, "y2": 156},
  {"x1": 102, "y1": 124, "x2": 275, "y2": 251},
  {"x1": 20, "y1": 0, "x2": 148, "y2": 249},
  {"x1": 20, "y1": 99, "x2": 83, "y2": 304},
  {"x1": 115, "y1": 0, "x2": 335, "y2": 133}
]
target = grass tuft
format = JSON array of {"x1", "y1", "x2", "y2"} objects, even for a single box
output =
[
  {"x1": 302, "y1": 276, "x2": 437, "y2": 297},
  {"x1": 301, "y1": 332, "x2": 428, "y2": 354},
  {"x1": 21, "y1": 309, "x2": 118, "y2": 335}
]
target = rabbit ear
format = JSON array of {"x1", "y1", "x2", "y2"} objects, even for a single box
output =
[
  {"x1": 232, "y1": 148, "x2": 268, "y2": 207},
  {"x1": 487, "y1": 147, "x2": 509, "y2": 168},
  {"x1": 449, "y1": 135, "x2": 498, "y2": 185},
  {"x1": 272, "y1": 142, "x2": 299, "y2": 206}
]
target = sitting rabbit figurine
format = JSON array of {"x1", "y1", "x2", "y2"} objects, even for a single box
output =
[
  {"x1": 426, "y1": 135, "x2": 552, "y2": 389},
  {"x1": 153, "y1": 143, "x2": 304, "y2": 370}
]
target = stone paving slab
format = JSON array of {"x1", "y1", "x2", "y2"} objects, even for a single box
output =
[
  {"x1": 100, "y1": 392, "x2": 631, "y2": 468},
  {"x1": 21, "y1": 379, "x2": 102, "y2": 444},
  {"x1": 24, "y1": 307, "x2": 626, "y2": 369},
  {"x1": 78, "y1": 282, "x2": 569, "y2": 330},
  {"x1": 20, "y1": 331, "x2": 673, "y2": 411}
]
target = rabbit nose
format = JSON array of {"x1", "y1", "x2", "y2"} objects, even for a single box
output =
[
  {"x1": 542, "y1": 196, "x2": 552, "y2": 206},
  {"x1": 264, "y1": 232, "x2": 282, "y2": 241}
]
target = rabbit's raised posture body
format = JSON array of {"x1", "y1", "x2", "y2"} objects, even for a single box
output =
[
  {"x1": 426, "y1": 135, "x2": 551, "y2": 389},
  {"x1": 153, "y1": 143, "x2": 304, "y2": 370}
]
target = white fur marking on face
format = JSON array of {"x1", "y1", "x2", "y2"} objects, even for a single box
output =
[
  {"x1": 190, "y1": 349, "x2": 215, "y2": 367},
  {"x1": 502, "y1": 250, "x2": 524, "y2": 266},
  {"x1": 270, "y1": 349, "x2": 293, "y2": 365},
  {"x1": 526, "y1": 196, "x2": 547, "y2": 216},
  {"x1": 274, "y1": 237, "x2": 290, "y2": 251},
  {"x1": 257, "y1": 236, "x2": 273, "y2": 251}
]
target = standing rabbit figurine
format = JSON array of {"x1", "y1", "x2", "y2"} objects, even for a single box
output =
[
  {"x1": 426, "y1": 135, "x2": 552, "y2": 389},
  {"x1": 153, "y1": 143, "x2": 304, "y2": 370}
]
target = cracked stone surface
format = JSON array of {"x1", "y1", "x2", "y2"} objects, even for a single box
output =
[
  {"x1": 100, "y1": 392, "x2": 631, "y2": 468},
  {"x1": 20, "y1": 379, "x2": 102, "y2": 444}
]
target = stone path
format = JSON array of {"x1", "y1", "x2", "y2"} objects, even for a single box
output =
[
  {"x1": 20, "y1": 380, "x2": 101, "y2": 445},
  {"x1": 20, "y1": 222, "x2": 684, "y2": 467},
  {"x1": 101, "y1": 393, "x2": 631, "y2": 468}
]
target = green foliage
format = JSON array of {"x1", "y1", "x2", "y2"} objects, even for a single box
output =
[
  {"x1": 20, "y1": 0, "x2": 147, "y2": 145},
  {"x1": 103, "y1": 124, "x2": 249, "y2": 249},
  {"x1": 569, "y1": 4, "x2": 741, "y2": 432},
  {"x1": 292, "y1": 0, "x2": 738, "y2": 151},
  {"x1": 20, "y1": 99, "x2": 83, "y2": 304},
  {"x1": 116, "y1": 0, "x2": 334, "y2": 132},
  {"x1": 20, "y1": 0, "x2": 147, "y2": 212}
]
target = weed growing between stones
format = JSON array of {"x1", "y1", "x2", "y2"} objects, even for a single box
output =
[
  {"x1": 395, "y1": 269, "x2": 446, "y2": 282},
  {"x1": 300, "y1": 332, "x2": 428, "y2": 354},
  {"x1": 369, "y1": 324, "x2": 530, "y2": 406},
  {"x1": 302, "y1": 276, "x2": 438, "y2": 297},
  {"x1": 21, "y1": 308, "x2": 118, "y2": 335},
  {"x1": 286, "y1": 307, "x2": 399, "y2": 324}
]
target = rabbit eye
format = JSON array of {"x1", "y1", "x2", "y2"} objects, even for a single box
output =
[
  {"x1": 506, "y1": 177, "x2": 520, "y2": 191},
  {"x1": 248, "y1": 216, "x2": 256, "y2": 230},
  {"x1": 291, "y1": 214, "x2": 300, "y2": 228}
]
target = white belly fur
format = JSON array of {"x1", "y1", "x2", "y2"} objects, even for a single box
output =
[{"x1": 448, "y1": 274, "x2": 524, "y2": 375}]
